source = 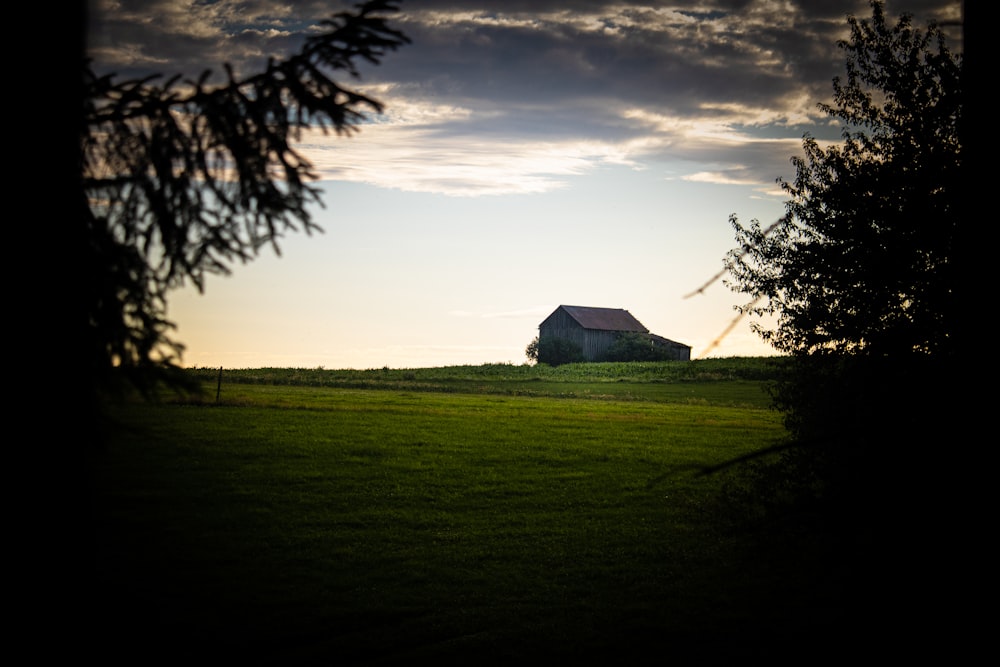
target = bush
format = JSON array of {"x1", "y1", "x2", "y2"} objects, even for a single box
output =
[
  {"x1": 525, "y1": 336, "x2": 585, "y2": 366},
  {"x1": 603, "y1": 333, "x2": 675, "y2": 362}
]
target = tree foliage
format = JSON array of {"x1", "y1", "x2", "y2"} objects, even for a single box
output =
[
  {"x1": 525, "y1": 336, "x2": 585, "y2": 367},
  {"x1": 723, "y1": 1, "x2": 961, "y2": 515},
  {"x1": 727, "y1": 0, "x2": 960, "y2": 361},
  {"x1": 80, "y1": 1, "x2": 409, "y2": 396},
  {"x1": 603, "y1": 332, "x2": 675, "y2": 362}
]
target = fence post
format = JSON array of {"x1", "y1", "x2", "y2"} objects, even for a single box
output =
[{"x1": 216, "y1": 366, "x2": 223, "y2": 403}]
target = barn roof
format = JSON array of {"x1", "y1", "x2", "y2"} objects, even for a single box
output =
[{"x1": 554, "y1": 305, "x2": 649, "y2": 333}]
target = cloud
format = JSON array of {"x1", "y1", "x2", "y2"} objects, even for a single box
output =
[
  {"x1": 88, "y1": 0, "x2": 327, "y2": 79},
  {"x1": 297, "y1": 90, "x2": 803, "y2": 197},
  {"x1": 88, "y1": 1, "x2": 962, "y2": 198},
  {"x1": 300, "y1": 106, "x2": 637, "y2": 196}
]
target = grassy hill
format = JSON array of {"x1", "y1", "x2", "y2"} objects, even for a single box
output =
[
  {"x1": 88, "y1": 356, "x2": 861, "y2": 663},
  {"x1": 185, "y1": 356, "x2": 789, "y2": 407}
]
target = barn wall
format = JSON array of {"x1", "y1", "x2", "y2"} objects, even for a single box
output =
[
  {"x1": 538, "y1": 312, "x2": 619, "y2": 361},
  {"x1": 651, "y1": 340, "x2": 692, "y2": 361},
  {"x1": 579, "y1": 330, "x2": 618, "y2": 361},
  {"x1": 664, "y1": 343, "x2": 691, "y2": 361}
]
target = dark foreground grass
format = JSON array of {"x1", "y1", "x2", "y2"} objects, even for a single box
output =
[{"x1": 88, "y1": 376, "x2": 852, "y2": 664}]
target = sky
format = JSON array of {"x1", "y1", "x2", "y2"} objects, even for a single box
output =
[{"x1": 86, "y1": 0, "x2": 963, "y2": 369}]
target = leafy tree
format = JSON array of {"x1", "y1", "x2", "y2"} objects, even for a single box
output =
[
  {"x1": 719, "y1": 7, "x2": 966, "y2": 633},
  {"x1": 728, "y1": 0, "x2": 959, "y2": 361},
  {"x1": 525, "y1": 336, "x2": 585, "y2": 366},
  {"x1": 80, "y1": 1, "x2": 409, "y2": 397},
  {"x1": 525, "y1": 337, "x2": 540, "y2": 362},
  {"x1": 724, "y1": 1, "x2": 961, "y2": 513}
]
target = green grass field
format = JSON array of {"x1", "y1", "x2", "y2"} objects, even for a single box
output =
[{"x1": 88, "y1": 358, "x2": 852, "y2": 662}]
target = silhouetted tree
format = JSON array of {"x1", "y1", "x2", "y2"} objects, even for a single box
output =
[
  {"x1": 81, "y1": 1, "x2": 409, "y2": 398},
  {"x1": 728, "y1": 1, "x2": 960, "y2": 362},
  {"x1": 720, "y1": 6, "x2": 964, "y2": 638},
  {"x1": 525, "y1": 337, "x2": 539, "y2": 363},
  {"x1": 723, "y1": 0, "x2": 961, "y2": 526}
]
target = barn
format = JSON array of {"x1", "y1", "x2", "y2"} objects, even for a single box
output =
[{"x1": 538, "y1": 305, "x2": 691, "y2": 362}]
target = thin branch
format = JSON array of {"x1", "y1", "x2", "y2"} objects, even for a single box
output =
[
  {"x1": 683, "y1": 219, "x2": 780, "y2": 356},
  {"x1": 683, "y1": 219, "x2": 782, "y2": 299},
  {"x1": 695, "y1": 296, "x2": 761, "y2": 359}
]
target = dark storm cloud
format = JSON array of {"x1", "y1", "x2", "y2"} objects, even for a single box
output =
[
  {"x1": 86, "y1": 0, "x2": 962, "y2": 195},
  {"x1": 87, "y1": 1, "x2": 960, "y2": 110},
  {"x1": 373, "y1": 1, "x2": 957, "y2": 133}
]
